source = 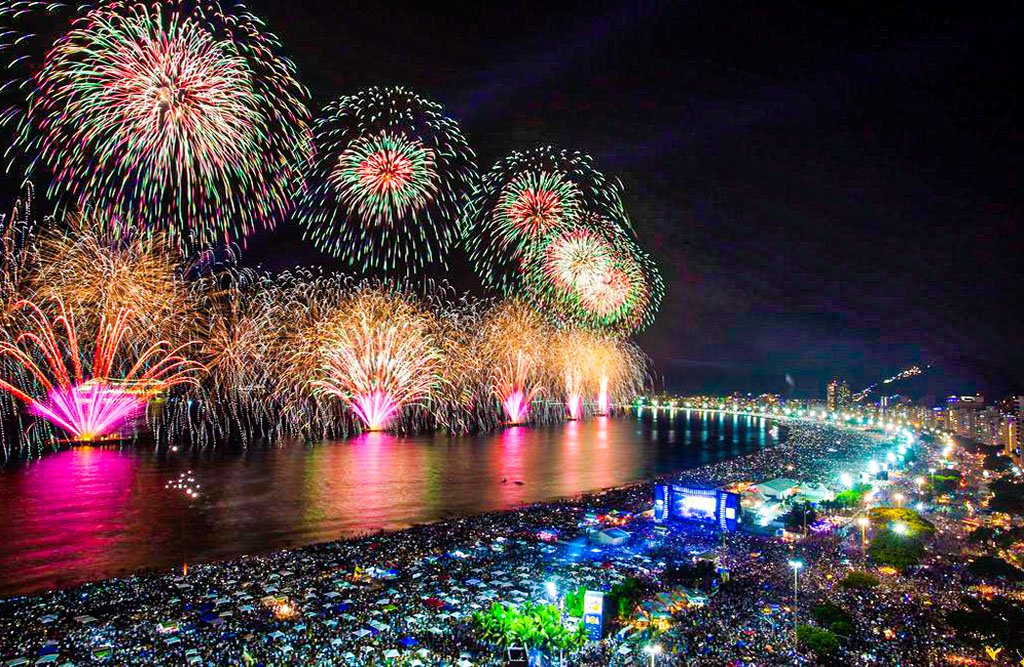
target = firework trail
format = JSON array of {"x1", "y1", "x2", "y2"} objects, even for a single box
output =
[
  {"x1": 0, "y1": 298, "x2": 205, "y2": 441},
  {"x1": 554, "y1": 328, "x2": 598, "y2": 420},
  {"x1": 24, "y1": 0, "x2": 311, "y2": 249},
  {"x1": 192, "y1": 264, "x2": 276, "y2": 440},
  {"x1": 429, "y1": 293, "x2": 502, "y2": 433},
  {"x1": 0, "y1": 182, "x2": 41, "y2": 303},
  {"x1": 27, "y1": 215, "x2": 203, "y2": 342},
  {"x1": 464, "y1": 146, "x2": 628, "y2": 291},
  {"x1": 296, "y1": 87, "x2": 477, "y2": 274},
  {"x1": 0, "y1": 1, "x2": 85, "y2": 177}
]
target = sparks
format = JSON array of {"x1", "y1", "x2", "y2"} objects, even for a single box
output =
[
  {"x1": 26, "y1": 1, "x2": 311, "y2": 248},
  {"x1": 0, "y1": 299, "x2": 205, "y2": 441}
]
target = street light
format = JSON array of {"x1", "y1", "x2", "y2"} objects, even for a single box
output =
[
  {"x1": 166, "y1": 470, "x2": 202, "y2": 577},
  {"x1": 857, "y1": 517, "x2": 870, "y2": 557},
  {"x1": 787, "y1": 560, "x2": 803, "y2": 645},
  {"x1": 893, "y1": 492, "x2": 904, "y2": 509},
  {"x1": 643, "y1": 644, "x2": 663, "y2": 667}
]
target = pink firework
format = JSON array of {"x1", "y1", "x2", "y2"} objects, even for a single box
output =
[
  {"x1": 481, "y1": 299, "x2": 550, "y2": 426},
  {"x1": 494, "y1": 350, "x2": 542, "y2": 425},
  {"x1": 0, "y1": 299, "x2": 205, "y2": 441},
  {"x1": 311, "y1": 288, "x2": 442, "y2": 433},
  {"x1": 349, "y1": 389, "x2": 401, "y2": 432},
  {"x1": 28, "y1": 383, "x2": 145, "y2": 442},
  {"x1": 565, "y1": 389, "x2": 583, "y2": 420},
  {"x1": 596, "y1": 374, "x2": 610, "y2": 415},
  {"x1": 563, "y1": 364, "x2": 584, "y2": 420},
  {"x1": 501, "y1": 389, "x2": 529, "y2": 425}
]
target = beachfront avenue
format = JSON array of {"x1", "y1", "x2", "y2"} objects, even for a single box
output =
[{"x1": 2, "y1": 414, "x2": 1018, "y2": 666}]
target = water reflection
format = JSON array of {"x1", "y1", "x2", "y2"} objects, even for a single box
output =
[{"x1": 0, "y1": 411, "x2": 773, "y2": 596}]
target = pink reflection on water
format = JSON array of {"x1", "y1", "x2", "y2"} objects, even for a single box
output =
[
  {"x1": 560, "y1": 419, "x2": 581, "y2": 491},
  {"x1": 0, "y1": 417, "x2": 762, "y2": 596},
  {"x1": 300, "y1": 431, "x2": 434, "y2": 534},
  {"x1": 493, "y1": 426, "x2": 528, "y2": 505},
  {"x1": 0, "y1": 446, "x2": 147, "y2": 592}
]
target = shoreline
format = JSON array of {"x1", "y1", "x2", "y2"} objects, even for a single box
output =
[
  {"x1": 1, "y1": 416, "x2": 878, "y2": 604},
  {"x1": 0, "y1": 419, "x2": 903, "y2": 666},
  {"x1": 0, "y1": 413, "x2": 778, "y2": 598}
]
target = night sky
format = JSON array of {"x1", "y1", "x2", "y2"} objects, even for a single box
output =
[
  {"x1": 10, "y1": 1, "x2": 1024, "y2": 400},
  {"x1": 243, "y1": 0, "x2": 1019, "y2": 400}
]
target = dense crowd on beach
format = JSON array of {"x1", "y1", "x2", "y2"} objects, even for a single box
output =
[{"x1": 0, "y1": 421, "x2": 1014, "y2": 665}]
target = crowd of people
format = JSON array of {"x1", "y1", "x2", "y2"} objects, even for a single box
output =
[{"x1": 0, "y1": 421, "x2": 1012, "y2": 665}]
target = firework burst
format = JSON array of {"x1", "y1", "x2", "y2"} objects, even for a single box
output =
[
  {"x1": 527, "y1": 216, "x2": 663, "y2": 334},
  {"x1": 478, "y1": 298, "x2": 552, "y2": 425},
  {"x1": 464, "y1": 147, "x2": 627, "y2": 290},
  {"x1": 552, "y1": 329, "x2": 645, "y2": 418},
  {"x1": 309, "y1": 286, "x2": 444, "y2": 432},
  {"x1": 590, "y1": 334, "x2": 645, "y2": 415},
  {"x1": 0, "y1": 298, "x2": 205, "y2": 441},
  {"x1": 26, "y1": 0, "x2": 311, "y2": 248},
  {"x1": 554, "y1": 328, "x2": 602, "y2": 420},
  {"x1": 296, "y1": 87, "x2": 477, "y2": 274}
]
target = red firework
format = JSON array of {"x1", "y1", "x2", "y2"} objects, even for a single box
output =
[
  {"x1": 505, "y1": 187, "x2": 565, "y2": 237},
  {"x1": 356, "y1": 149, "x2": 417, "y2": 199}
]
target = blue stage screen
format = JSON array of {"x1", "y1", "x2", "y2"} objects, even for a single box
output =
[{"x1": 653, "y1": 484, "x2": 739, "y2": 532}]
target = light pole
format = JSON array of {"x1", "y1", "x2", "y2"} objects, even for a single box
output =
[
  {"x1": 166, "y1": 470, "x2": 202, "y2": 577},
  {"x1": 788, "y1": 560, "x2": 803, "y2": 646},
  {"x1": 857, "y1": 517, "x2": 869, "y2": 558},
  {"x1": 643, "y1": 644, "x2": 662, "y2": 667},
  {"x1": 893, "y1": 492, "x2": 904, "y2": 509}
]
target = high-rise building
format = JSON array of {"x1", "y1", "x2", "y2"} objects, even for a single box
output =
[
  {"x1": 837, "y1": 381, "x2": 851, "y2": 410},
  {"x1": 1000, "y1": 417, "x2": 1020, "y2": 465},
  {"x1": 978, "y1": 407, "x2": 1001, "y2": 445},
  {"x1": 826, "y1": 378, "x2": 850, "y2": 412},
  {"x1": 945, "y1": 395, "x2": 987, "y2": 442}
]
